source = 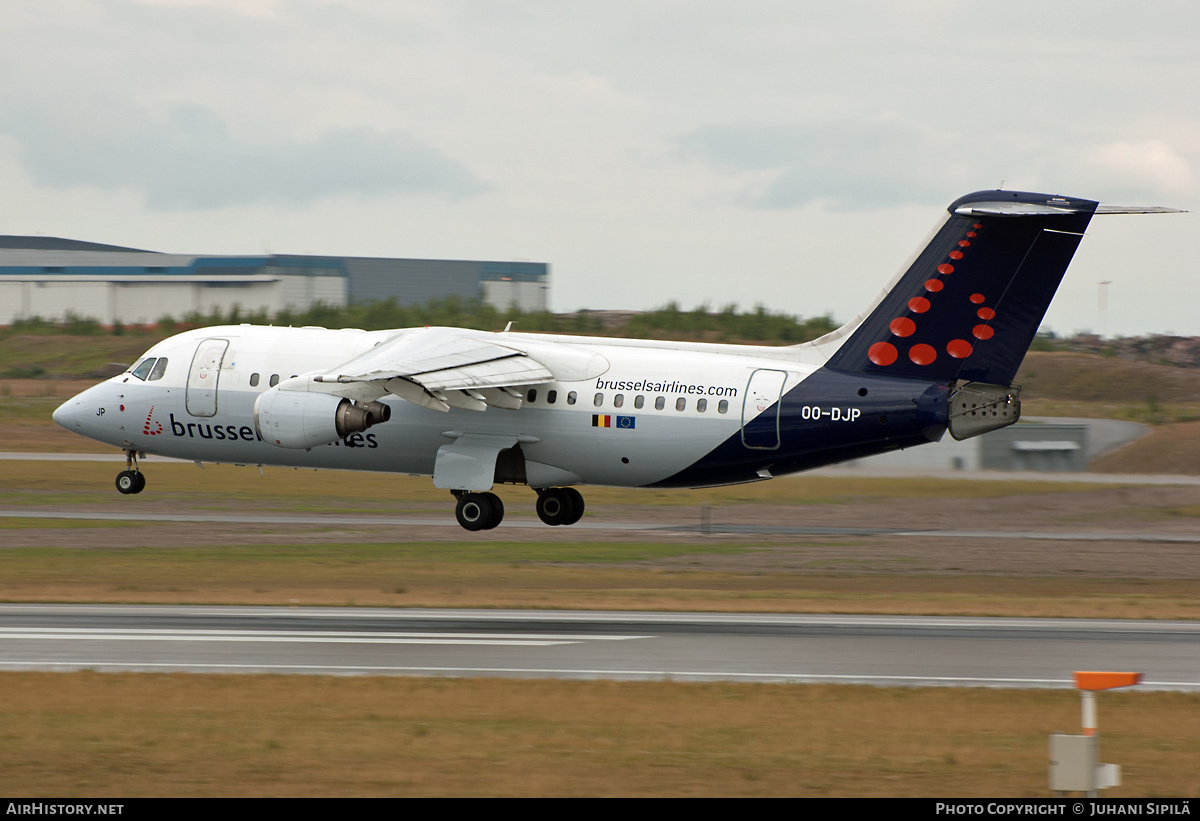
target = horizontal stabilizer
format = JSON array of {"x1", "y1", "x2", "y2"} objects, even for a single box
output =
[
  {"x1": 1093, "y1": 204, "x2": 1186, "y2": 215},
  {"x1": 956, "y1": 201, "x2": 1183, "y2": 217}
]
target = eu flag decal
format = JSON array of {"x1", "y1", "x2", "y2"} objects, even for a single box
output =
[{"x1": 593, "y1": 415, "x2": 635, "y2": 429}]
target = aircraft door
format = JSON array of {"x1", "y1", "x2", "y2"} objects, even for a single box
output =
[
  {"x1": 186, "y1": 338, "x2": 229, "y2": 417},
  {"x1": 741, "y1": 368, "x2": 786, "y2": 450}
]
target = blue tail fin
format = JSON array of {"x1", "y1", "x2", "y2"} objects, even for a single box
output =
[{"x1": 825, "y1": 190, "x2": 1098, "y2": 386}]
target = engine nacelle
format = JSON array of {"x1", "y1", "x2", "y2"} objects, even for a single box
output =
[{"x1": 254, "y1": 390, "x2": 392, "y2": 449}]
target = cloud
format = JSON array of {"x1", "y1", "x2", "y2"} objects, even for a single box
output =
[
  {"x1": 677, "y1": 118, "x2": 961, "y2": 210},
  {"x1": 1082, "y1": 140, "x2": 1196, "y2": 199},
  {"x1": 677, "y1": 117, "x2": 1199, "y2": 211},
  {"x1": 0, "y1": 95, "x2": 488, "y2": 210}
]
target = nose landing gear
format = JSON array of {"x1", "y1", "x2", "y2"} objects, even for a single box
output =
[{"x1": 115, "y1": 450, "x2": 146, "y2": 495}]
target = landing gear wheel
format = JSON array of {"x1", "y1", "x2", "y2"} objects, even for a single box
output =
[
  {"x1": 455, "y1": 492, "x2": 503, "y2": 531},
  {"x1": 115, "y1": 470, "x2": 144, "y2": 495},
  {"x1": 480, "y1": 492, "x2": 503, "y2": 530},
  {"x1": 562, "y1": 487, "x2": 584, "y2": 525},
  {"x1": 536, "y1": 487, "x2": 581, "y2": 526}
]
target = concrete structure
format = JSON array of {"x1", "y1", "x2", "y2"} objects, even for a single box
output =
[
  {"x1": 0, "y1": 236, "x2": 548, "y2": 326},
  {"x1": 844, "y1": 417, "x2": 1148, "y2": 473}
]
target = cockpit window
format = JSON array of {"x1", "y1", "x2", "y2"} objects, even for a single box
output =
[
  {"x1": 130, "y1": 358, "x2": 156, "y2": 380},
  {"x1": 148, "y1": 358, "x2": 168, "y2": 381}
]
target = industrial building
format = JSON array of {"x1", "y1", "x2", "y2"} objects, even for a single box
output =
[
  {"x1": 843, "y1": 417, "x2": 1147, "y2": 473},
  {"x1": 0, "y1": 236, "x2": 548, "y2": 326}
]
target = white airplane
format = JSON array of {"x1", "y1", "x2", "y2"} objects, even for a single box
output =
[{"x1": 53, "y1": 190, "x2": 1178, "y2": 530}]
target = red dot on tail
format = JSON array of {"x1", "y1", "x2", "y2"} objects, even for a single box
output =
[
  {"x1": 890, "y1": 317, "x2": 916, "y2": 337},
  {"x1": 977, "y1": 307, "x2": 996, "y2": 320},
  {"x1": 908, "y1": 297, "x2": 930, "y2": 313},
  {"x1": 925, "y1": 279, "x2": 944, "y2": 293},
  {"x1": 937, "y1": 264, "x2": 954, "y2": 275},
  {"x1": 909, "y1": 344, "x2": 937, "y2": 365},
  {"x1": 947, "y1": 339, "x2": 973, "y2": 359},
  {"x1": 973, "y1": 324, "x2": 995, "y2": 340},
  {"x1": 970, "y1": 293, "x2": 985, "y2": 304},
  {"x1": 869, "y1": 342, "x2": 898, "y2": 366},
  {"x1": 949, "y1": 251, "x2": 964, "y2": 260}
]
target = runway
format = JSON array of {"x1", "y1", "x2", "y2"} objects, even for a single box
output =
[
  {"x1": 0, "y1": 605, "x2": 1196, "y2": 690},
  {"x1": 3, "y1": 508, "x2": 1199, "y2": 543}
]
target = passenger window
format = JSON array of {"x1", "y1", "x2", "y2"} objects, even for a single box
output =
[
  {"x1": 634, "y1": 395, "x2": 644, "y2": 409},
  {"x1": 269, "y1": 374, "x2": 280, "y2": 387},
  {"x1": 718, "y1": 399, "x2": 729, "y2": 414},
  {"x1": 547, "y1": 390, "x2": 557, "y2": 404},
  {"x1": 655, "y1": 396, "x2": 665, "y2": 411},
  {"x1": 697, "y1": 398, "x2": 707, "y2": 413},
  {"x1": 250, "y1": 373, "x2": 260, "y2": 387},
  {"x1": 130, "y1": 358, "x2": 155, "y2": 381},
  {"x1": 676, "y1": 398, "x2": 687, "y2": 411},
  {"x1": 148, "y1": 358, "x2": 168, "y2": 381},
  {"x1": 614, "y1": 394, "x2": 624, "y2": 409},
  {"x1": 593, "y1": 392, "x2": 604, "y2": 407},
  {"x1": 567, "y1": 391, "x2": 577, "y2": 405},
  {"x1": 527, "y1": 389, "x2": 537, "y2": 403}
]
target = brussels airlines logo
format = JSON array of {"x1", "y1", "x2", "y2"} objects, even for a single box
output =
[
  {"x1": 164, "y1": 413, "x2": 378, "y2": 448},
  {"x1": 142, "y1": 406, "x2": 164, "y2": 436}
]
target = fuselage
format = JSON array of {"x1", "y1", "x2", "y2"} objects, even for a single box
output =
[{"x1": 54, "y1": 324, "x2": 949, "y2": 488}]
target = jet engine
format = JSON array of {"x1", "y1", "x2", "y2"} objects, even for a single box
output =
[{"x1": 254, "y1": 390, "x2": 391, "y2": 449}]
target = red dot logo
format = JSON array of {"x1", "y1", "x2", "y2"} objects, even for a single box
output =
[
  {"x1": 947, "y1": 339, "x2": 973, "y2": 359},
  {"x1": 977, "y1": 307, "x2": 996, "y2": 320},
  {"x1": 142, "y1": 406, "x2": 164, "y2": 436},
  {"x1": 869, "y1": 342, "x2": 898, "y2": 366},
  {"x1": 973, "y1": 324, "x2": 995, "y2": 340},
  {"x1": 909, "y1": 344, "x2": 937, "y2": 365},
  {"x1": 949, "y1": 251, "x2": 964, "y2": 260},
  {"x1": 970, "y1": 293, "x2": 986, "y2": 304},
  {"x1": 908, "y1": 297, "x2": 931, "y2": 313},
  {"x1": 966, "y1": 231, "x2": 977, "y2": 238},
  {"x1": 937, "y1": 263, "x2": 954, "y2": 275},
  {"x1": 958, "y1": 239, "x2": 971, "y2": 247},
  {"x1": 890, "y1": 317, "x2": 916, "y2": 337},
  {"x1": 925, "y1": 279, "x2": 944, "y2": 293}
]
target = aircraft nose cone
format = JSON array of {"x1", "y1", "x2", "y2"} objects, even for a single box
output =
[{"x1": 52, "y1": 398, "x2": 76, "y2": 429}]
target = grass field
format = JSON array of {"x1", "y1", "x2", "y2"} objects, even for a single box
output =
[
  {"x1": 0, "y1": 539, "x2": 1197, "y2": 620},
  {"x1": 1, "y1": 673, "x2": 1196, "y2": 797}
]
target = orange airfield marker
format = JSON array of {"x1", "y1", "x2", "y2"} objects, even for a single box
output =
[
  {"x1": 1074, "y1": 672, "x2": 1142, "y2": 737},
  {"x1": 1074, "y1": 671, "x2": 1142, "y2": 691}
]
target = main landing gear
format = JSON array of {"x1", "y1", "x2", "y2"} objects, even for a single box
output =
[
  {"x1": 450, "y1": 486, "x2": 585, "y2": 531},
  {"x1": 453, "y1": 491, "x2": 505, "y2": 531},
  {"x1": 535, "y1": 487, "x2": 584, "y2": 527},
  {"x1": 115, "y1": 449, "x2": 146, "y2": 495}
]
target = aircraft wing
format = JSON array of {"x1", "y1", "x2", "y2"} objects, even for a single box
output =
[{"x1": 309, "y1": 326, "x2": 604, "y2": 412}]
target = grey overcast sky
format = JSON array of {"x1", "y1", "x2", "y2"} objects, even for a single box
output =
[{"x1": 1, "y1": 1, "x2": 1196, "y2": 336}]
